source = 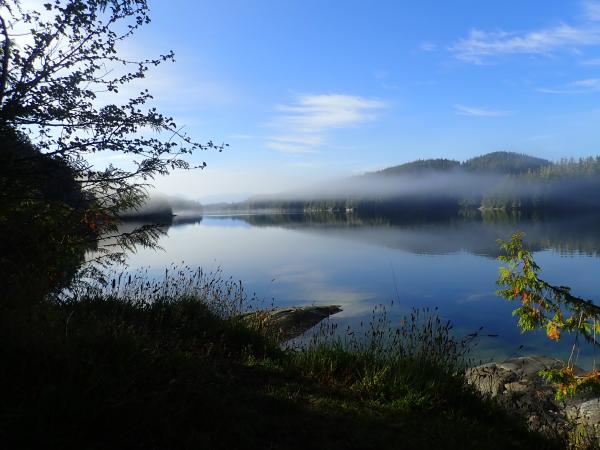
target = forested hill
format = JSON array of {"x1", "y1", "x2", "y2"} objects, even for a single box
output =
[
  {"x1": 205, "y1": 152, "x2": 600, "y2": 215},
  {"x1": 374, "y1": 158, "x2": 460, "y2": 176},
  {"x1": 462, "y1": 152, "x2": 550, "y2": 174},
  {"x1": 372, "y1": 152, "x2": 551, "y2": 177}
]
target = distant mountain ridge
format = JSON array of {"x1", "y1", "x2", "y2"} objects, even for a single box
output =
[
  {"x1": 372, "y1": 152, "x2": 551, "y2": 177},
  {"x1": 463, "y1": 151, "x2": 550, "y2": 174},
  {"x1": 374, "y1": 158, "x2": 461, "y2": 176}
]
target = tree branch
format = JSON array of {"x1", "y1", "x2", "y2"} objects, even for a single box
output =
[{"x1": 0, "y1": 14, "x2": 11, "y2": 108}]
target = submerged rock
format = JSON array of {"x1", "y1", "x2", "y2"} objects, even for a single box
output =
[
  {"x1": 240, "y1": 305, "x2": 342, "y2": 343},
  {"x1": 466, "y1": 355, "x2": 600, "y2": 441}
]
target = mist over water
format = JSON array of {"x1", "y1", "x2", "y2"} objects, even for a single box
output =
[
  {"x1": 120, "y1": 193, "x2": 204, "y2": 219},
  {"x1": 250, "y1": 171, "x2": 507, "y2": 202}
]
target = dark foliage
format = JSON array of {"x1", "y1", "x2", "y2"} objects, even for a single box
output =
[
  {"x1": 0, "y1": 292, "x2": 561, "y2": 450},
  {"x1": 0, "y1": 127, "x2": 97, "y2": 303}
]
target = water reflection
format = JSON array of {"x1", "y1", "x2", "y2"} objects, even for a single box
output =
[
  {"x1": 111, "y1": 211, "x2": 600, "y2": 366},
  {"x1": 214, "y1": 211, "x2": 600, "y2": 257}
]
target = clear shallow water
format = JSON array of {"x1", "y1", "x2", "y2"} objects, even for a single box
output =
[{"x1": 115, "y1": 213, "x2": 600, "y2": 366}]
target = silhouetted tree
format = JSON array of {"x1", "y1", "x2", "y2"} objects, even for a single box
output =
[
  {"x1": 0, "y1": 0, "x2": 224, "y2": 300},
  {"x1": 0, "y1": 0, "x2": 224, "y2": 274}
]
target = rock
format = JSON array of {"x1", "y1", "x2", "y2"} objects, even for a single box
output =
[
  {"x1": 240, "y1": 305, "x2": 342, "y2": 343},
  {"x1": 567, "y1": 398, "x2": 600, "y2": 432},
  {"x1": 466, "y1": 356, "x2": 587, "y2": 439},
  {"x1": 465, "y1": 361, "x2": 517, "y2": 397}
]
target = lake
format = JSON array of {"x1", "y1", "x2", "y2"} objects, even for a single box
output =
[{"x1": 115, "y1": 212, "x2": 600, "y2": 366}]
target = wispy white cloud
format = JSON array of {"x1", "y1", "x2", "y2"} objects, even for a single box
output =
[
  {"x1": 373, "y1": 70, "x2": 390, "y2": 80},
  {"x1": 580, "y1": 57, "x2": 600, "y2": 64},
  {"x1": 266, "y1": 94, "x2": 386, "y2": 154},
  {"x1": 449, "y1": 0, "x2": 600, "y2": 65},
  {"x1": 453, "y1": 104, "x2": 512, "y2": 117},
  {"x1": 583, "y1": 1, "x2": 600, "y2": 21},
  {"x1": 538, "y1": 77, "x2": 600, "y2": 94},
  {"x1": 269, "y1": 134, "x2": 324, "y2": 147},
  {"x1": 87, "y1": 151, "x2": 136, "y2": 171},
  {"x1": 420, "y1": 41, "x2": 437, "y2": 52},
  {"x1": 265, "y1": 142, "x2": 316, "y2": 154},
  {"x1": 265, "y1": 136, "x2": 320, "y2": 154},
  {"x1": 107, "y1": 74, "x2": 237, "y2": 110},
  {"x1": 450, "y1": 2, "x2": 600, "y2": 63},
  {"x1": 227, "y1": 134, "x2": 256, "y2": 140},
  {"x1": 574, "y1": 78, "x2": 600, "y2": 88},
  {"x1": 274, "y1": 94, "x2": 386, "y2": 133},
  {"x1": 270, "y1": 266, "x2": 377, "y2": 318},
  {"x1": 450, "y1": 25, "x2": 600, "y2": 63}
]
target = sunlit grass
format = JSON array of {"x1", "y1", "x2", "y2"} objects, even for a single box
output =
[{"x1": 292, "y1": 306, "x2": 474, "y2": 411}]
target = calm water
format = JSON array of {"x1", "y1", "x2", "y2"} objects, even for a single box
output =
[{"x1": 116, "y1": 212, "x2": 600, "y2": 365}]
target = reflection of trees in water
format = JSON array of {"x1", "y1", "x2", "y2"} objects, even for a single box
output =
[
  {"x1": 172, "y1": 215, "x2": 204, "y2": 226},
  {"x1": 228, "y1": 210, "x2": 600, "y2": 258},
  {"x1": 94, "y1": 214, "x2": 204, "y2": 260}
]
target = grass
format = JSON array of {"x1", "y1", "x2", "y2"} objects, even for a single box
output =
[
  {"x1": 292, "y1": 308, "x2": 471, "y2": 411},
  {"x1": 1, "y1": 270, "x2": 563, "y2": 450}
]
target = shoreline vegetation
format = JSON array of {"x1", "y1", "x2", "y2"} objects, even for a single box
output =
[{"x1": 2, "y1": 271, "x2": 563, "y2": 450}]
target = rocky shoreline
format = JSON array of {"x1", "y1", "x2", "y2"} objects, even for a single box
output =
[
  {"x1": 246, "y1": 306, "x2": 600, "y2": 443},
  {"x1": 467, "y1": 356, "x2": 600, "y2": 442}
]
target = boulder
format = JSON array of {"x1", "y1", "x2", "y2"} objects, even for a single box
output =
[{"x1": 240, "y1": 305, "x2": 342, "y2": 343}]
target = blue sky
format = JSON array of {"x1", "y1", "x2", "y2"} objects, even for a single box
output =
[{"x1": 106, "y1": 0, "x2": 600, "y2": 200}]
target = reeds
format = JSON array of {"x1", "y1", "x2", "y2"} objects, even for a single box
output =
[
  {"x1": 292, "y1": 304, "x2": 477, "y2": 409},
  {"x1": 61, "y1": 264, "x2": 258, "y2": 318}
]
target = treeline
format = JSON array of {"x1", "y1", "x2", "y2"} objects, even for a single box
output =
[
  {"x1": 207, "y1": 152, "x2": 600, "y2": 216},
  {"x1": 377, "y1": 152, "x2": 551, "y2": 176},
  {"x1": 480, "y1": 156, "x2": 600, "y2": 211}
]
